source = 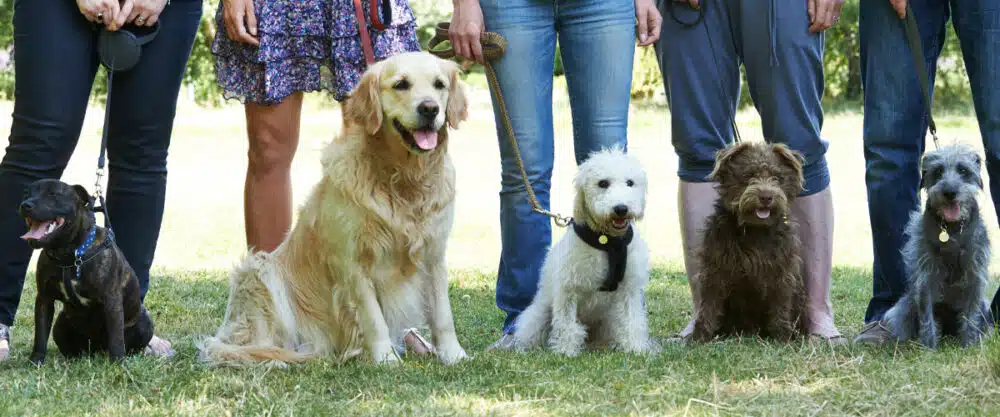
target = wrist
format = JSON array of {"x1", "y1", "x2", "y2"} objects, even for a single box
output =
[{"x1": 452, "y1": 0, "x2": 477, "y2": 7}]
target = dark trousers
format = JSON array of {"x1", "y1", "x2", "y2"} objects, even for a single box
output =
[
  {"x1": 0, "y1": 0, "x2": 203, "y2": 326},
  {"x1": 859, "y1": 0, "x2": 1000, "y2": 323}
]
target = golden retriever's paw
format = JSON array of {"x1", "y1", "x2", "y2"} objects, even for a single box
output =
[
  {"x1": 436, "y1": 344, "x2": 469, "y2": 365},
  {"x1": 371, "y1": 345, "x2": 402, "y2": 365}
]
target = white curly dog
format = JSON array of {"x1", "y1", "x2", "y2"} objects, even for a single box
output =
[{"x1": 512, "y1": 147, "x2": 659, "y2": 356}]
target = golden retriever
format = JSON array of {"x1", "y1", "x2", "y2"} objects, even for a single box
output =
[{"x1": 197, "y1": 51, "x2": 470, "y2": 366}]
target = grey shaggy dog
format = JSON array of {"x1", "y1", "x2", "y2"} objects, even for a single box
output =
[{"x1": 883, "y1": 144, "x2": 993, "y2": 349}]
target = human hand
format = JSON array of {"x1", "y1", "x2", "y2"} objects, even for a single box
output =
[
  {"x1": 449, "y1": 0, "x2": 485, "y2": 63},
  {"x1": 223, "y1": 0, "x2": 259, "y2": 46},
  {"x1": 77, "y1": 0, "x2": 121, "y2": 29},
  {"x1": 889, "y1": 0, "x2": 907, "y2": 19},
  {"x1": 116, "y1": 0, "x2": 168, "y2": 29},
  {"x1": 635, "y1": 0, "x2": 662, "y2": 46},
  {"x1": 807, "y1": 0, "x2": 845, "y2": 33}
]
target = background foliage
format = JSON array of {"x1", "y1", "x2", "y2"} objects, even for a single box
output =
[{"x1": 0, "y1": 0, "x2": 973, "y2": 111}]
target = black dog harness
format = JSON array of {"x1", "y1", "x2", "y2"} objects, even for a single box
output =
[
  {"x1": 570, "y1": 220, "x2": 633, "y2": 292},
  {"x1": 43, "y1": 225, "x2": 114, "y2": 307}
]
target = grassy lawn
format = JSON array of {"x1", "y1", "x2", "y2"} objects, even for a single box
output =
[{"x1": 1, "y1": 74, "x2": 1000, "y2": 416}]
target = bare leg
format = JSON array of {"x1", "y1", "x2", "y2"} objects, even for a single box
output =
[
  {"x1": 244, "y1": 93, "x2": 303, "y2": 253},
  {"x1": 790, "y1": 187, "x2": 842, "y2": 341},
  {"x1": 675, "y1": 181, "x2": 718, "y2": 338}
]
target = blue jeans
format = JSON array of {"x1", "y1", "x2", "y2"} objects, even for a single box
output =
[
  {"x1": 653, "y1": 0, "x2": 829, "y2": 195},
  {"x1": 480, "y1": 0, "x2": 636, "y2": 334},
  {"x1": 860, "y1": 0, "x2": 1000, "y2": 322},
  {"x1": 0, "y1": 0, "x2": 202, "y2": 326}
]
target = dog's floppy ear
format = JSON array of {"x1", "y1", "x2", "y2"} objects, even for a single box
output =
[
  {"x1": 343, "y1": 63, "x2": 384, "y2": 135},
  {"x1": 771, "y1": 143, "x2": 806, "y2": 191},
  {"x1": 71, "y1": 185, "x2": 92, "y2": 207},
  {"x1": 443, "y1": 59, "x2": 469, "y2": 129},
  {"x1": 972, "y1": 152, "x2": 984, "y2": 189},
  {"x1": 918, "y1": 151, "x2": 941, "y2": 190},
  {"x1": 707, "y1": 142, "x2": 751, "y2": 181}
]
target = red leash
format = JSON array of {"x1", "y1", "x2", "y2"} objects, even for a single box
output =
[{"x1": 352, "y1": 0, "x2": 391, "y2": 65}]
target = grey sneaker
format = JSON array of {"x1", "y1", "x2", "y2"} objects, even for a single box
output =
[
  {"x1": 852, "y1": 320, "x2": 894, "y2": 346},
  {"x1": 487, "y1": 333, "x2": 516, "y2": 351},
  {"x1": 0, "y1": 323, "x2": 10, "y2": 361}
]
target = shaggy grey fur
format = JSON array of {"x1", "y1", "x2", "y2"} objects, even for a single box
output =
[{"x1": 884, "y1": 145, "x2": 993, "y2": 348}]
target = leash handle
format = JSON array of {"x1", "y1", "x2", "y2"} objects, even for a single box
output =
[
  {"x1": 902, "y1": 4, "x2": 940, "y2": 149},
  {"x1": 428, "y1": 22, "x2": 571, "y2": 228}
]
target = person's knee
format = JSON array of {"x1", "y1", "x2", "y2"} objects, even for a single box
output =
[{"x1": 247, "y1": 121, "x2": 298, "y2": 177}]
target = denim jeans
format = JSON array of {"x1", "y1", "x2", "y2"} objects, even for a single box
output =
[
  {"x1": 859, "y1": 0, "x2": 1000, "y2": 322},
  {"x1": 479, "y1": 0, "x2": 636, "y2": 334},
  {"x1": 0, "y1": 0, "x2": 202, "y2": 326},
  {"x1": 654, "y1": 0, "x2": 829, "y2": 196}
]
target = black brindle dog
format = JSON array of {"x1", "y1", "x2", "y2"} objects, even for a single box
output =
[{"x1": 19, "y1": 179, "x2": 153, "y2": 363}]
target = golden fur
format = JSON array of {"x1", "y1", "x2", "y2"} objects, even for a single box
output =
[{"x1": 198, "y1": 52, "x2": 470, "y2": 366}]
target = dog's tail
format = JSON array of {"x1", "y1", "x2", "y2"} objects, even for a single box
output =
[
  {"x1": 197, "y1": 337, "x2": 315, "y2": 366},
  {"x1": 196, "y1": 251, "x2": 319, "y2": 367}
]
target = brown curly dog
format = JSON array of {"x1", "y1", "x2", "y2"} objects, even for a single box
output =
[{"x1": 689, "y1": 141, "x2": 811, "y2": 343}]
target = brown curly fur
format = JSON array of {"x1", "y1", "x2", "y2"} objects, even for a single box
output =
[{"x1": 690, "y1": 141, "x2": 810, "y2": 342}]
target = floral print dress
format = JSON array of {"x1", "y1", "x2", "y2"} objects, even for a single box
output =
[{"x1": 212, "y1": 0, "x2": 421, "y2": 105}]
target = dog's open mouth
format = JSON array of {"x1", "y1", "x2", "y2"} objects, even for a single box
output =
[
  {"x1": 20, "y1": 217, "x2": 64, "y2": 242},
  {"x1": 755, "y1": 208, "x2": 771, "y2": 220},
  {"x1": 941, "y1": 201, "x2": 961, "y2": 222},
  {"x1": 612, "y1": 217, "x2": 631, "y2": 230},
  {"x1": 393, "y1": 119, "x2": 438, "y2": 153}
]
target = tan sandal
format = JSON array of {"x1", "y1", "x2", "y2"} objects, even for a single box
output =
[{"x1": 401, "y1": 328, "x2": 435, "y2": 356}]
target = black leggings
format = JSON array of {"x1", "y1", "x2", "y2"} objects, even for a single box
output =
[{"x1": 0, "y1": 0, "x2": 202, "y2": 325}]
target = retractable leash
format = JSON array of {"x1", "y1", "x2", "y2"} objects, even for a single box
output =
[{"x1": 91, "y1": 22, "x2": 161, "y2": 235}]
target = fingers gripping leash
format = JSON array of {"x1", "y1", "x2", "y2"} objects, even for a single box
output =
[{"x1": 428, "y1": 23, "x2": 573, "y2": 228}]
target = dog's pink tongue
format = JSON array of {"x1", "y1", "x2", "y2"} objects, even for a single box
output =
[
  {"x1": 413, "y1": 130, "x2": 438, "y2": 150},
  {"x1": 20, "y1": 221, "x2": 50, "y2": 241},
  {"x1": 755, "y1": 208, "x2": 771, "y2": 219},
  {"x1": 942, "y1": 202, "x2": 961, "y2": 222}
]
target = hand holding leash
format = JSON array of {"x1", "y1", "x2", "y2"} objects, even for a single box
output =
[
  {"x1": 121, "y1": 0, "x2": 169, "y2": 28},
  {"x1": 77, "y1": 0, "x2": 121, "y2": 28},
  {"x1": 429, "y1": 22, "x2": 572, "y2": 228},
  {"x1": 889, "y1": 0, "x2": 907, "y2": 19}
]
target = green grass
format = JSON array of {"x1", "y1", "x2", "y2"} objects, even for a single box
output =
[
  {"x1": 2, "y1": 76, "x2": 1000, "y2": 415},
  {"x1": 2, "y1": 267, "x2": 1000, "y2": 416}
]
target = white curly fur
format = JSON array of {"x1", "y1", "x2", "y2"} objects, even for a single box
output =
[{"x1": 512, "y1": 147, "x2": 660, "y2": 356}]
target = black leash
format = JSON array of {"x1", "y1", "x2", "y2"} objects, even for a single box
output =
[
  {"x1": 665, "y1": 0, "x2": 743, "y2": 145},
  {"x1": 93, "y1": 67, "x2": 113, "y2": 231},
  {"x1": 901, "y1": 4, "x2": 940, "y2": 149},
  {"x1": 91, "y1": 22, "x2": 160, "y2": 232}
]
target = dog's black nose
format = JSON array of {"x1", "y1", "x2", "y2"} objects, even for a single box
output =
[
  {"x1": 417, "y1": 100, "x2": 439, "y2": 119},
  {"x1": 613, "y1": 204, "x2": 629, "y2": 216},
  {"x1": 943, "y1": 189, "x2": 957, "y2": 200},
  {"x1": 19, "y1": 201, "x2": 33, "y2": 213},
  {"x1": 759, "y1": 192, "x2": 773, "y2": 206}
]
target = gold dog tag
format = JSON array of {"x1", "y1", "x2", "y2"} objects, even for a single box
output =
[
  {"x1": 599, "y1": 235, "x2": 608, "y2": 245},
  {"x1": 939, "y1": 229, "x2": 950, "y2": 243}
]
